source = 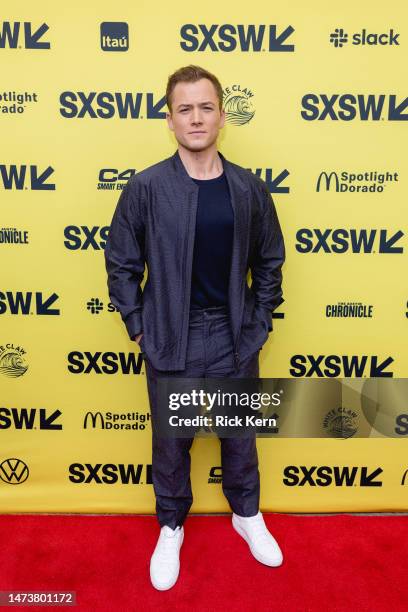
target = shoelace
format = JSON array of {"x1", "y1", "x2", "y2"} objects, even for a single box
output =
[
  {"x1": 156, "y1": 532, "x2": 181, "y2": 561},
  {"x1": 247, "y1": 518, "x2": 273, "y2": 544}
]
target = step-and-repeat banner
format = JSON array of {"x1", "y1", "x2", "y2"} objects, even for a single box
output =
[{"x1": 1, "y1": 2, "x2": 407, "y2": 513}]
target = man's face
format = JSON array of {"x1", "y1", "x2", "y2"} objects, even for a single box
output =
[{"x1": 166, "y1": 78, "x2": 225, "y2": 152}]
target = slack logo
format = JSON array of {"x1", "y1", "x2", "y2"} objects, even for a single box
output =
[{"x1": 100, "y1": 22, "x2": 129, "y2": 51}]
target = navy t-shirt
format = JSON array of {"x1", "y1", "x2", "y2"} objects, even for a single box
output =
[{"x1": 190, "y1": 172, "x2": 234, "y2": 309}]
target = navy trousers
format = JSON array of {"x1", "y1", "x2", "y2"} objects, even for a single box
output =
[{"x1": 143, "y1": 305, "x2": 260, "y2": 529}]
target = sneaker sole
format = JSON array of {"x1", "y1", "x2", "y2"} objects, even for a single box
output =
[{"x1": 232, "y1": 518, "x2": 283, "y2": 567}]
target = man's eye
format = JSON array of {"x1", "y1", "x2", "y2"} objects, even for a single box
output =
[{"x1": 180, "y1": 108, "x2": 189, "y2": 113}]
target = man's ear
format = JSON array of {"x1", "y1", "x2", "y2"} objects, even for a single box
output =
[
  {"x1": 166, "y1": 111, "x2": 174, "y2": 131},
  {"x1": 219, "y1": 107, "x2": 226, "y2": 128}
]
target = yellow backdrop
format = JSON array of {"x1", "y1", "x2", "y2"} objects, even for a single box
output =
[{"x1": 1, "y1": 0, "x2": 407, "y2": 513}]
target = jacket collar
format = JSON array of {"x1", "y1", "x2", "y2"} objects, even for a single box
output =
[{"x1": 170, "y1": 149, "x2": 248, "y2": 194}]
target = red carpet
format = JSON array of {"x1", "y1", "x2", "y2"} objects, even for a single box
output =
[{"x1": 1, "y1": 514, "x2": 406, "y2": 611}]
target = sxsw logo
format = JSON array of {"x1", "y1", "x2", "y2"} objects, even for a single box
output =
[
  {"x1": 283, "y1": 465, "x2": 383, "y2": 487},
  {"x1": 0, "y1": 292, "x2": 60, "y2": 315},
  {"x1": 249, "y1": 168, "x2": 289, "y2": 199},
  {"x1": 69, "y1": 463, "x2": 152, "y2": 484},
  {"x1": 67, "y1": 351, "x2": 145, "y2": 375},
  {"x1": 330, "y1": 28, "x2": 399, "y2": 48},
  {"x1": 0, "y1": 165, "x2": 55, "y2": 190},
  {"x1": 59, "y1": 92, "x2": 166, "y2": 119},
  {"x1": 0, "y1": 22, "x2": 50, "y2": 49},
  {"x1": 0, "y1": 408, "x2": 62, "y2": 430},
  {"x1": 100, "y1": 22, "x2": 129, "y2": 51},
  {"x1": 289, "y1": 355, "x2": 394, "y2": 377},
  {"x1": 63, "y1": 226, "x2": 109, "y2": 250},
  {"x1": 301, "y1": 94, "x2": 408, "y2": 121},
  {"x1": 295, "y1": 228, "x2": 404, "y2": 254},
  {"x1": 180, "y1": 24, "x2": 294, "y2": 52}
]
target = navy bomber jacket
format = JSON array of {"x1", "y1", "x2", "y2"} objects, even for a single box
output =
[{"x1": 104, "y1": 150, "x2": 285, "y2": 371}]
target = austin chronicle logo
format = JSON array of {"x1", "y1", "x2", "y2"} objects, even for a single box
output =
[
  {"x1": 0, "y1": 344, "x2": 28, "y2": 377},
  {"x1": 223, "y1": 85, "x2": 255, "y2": 125},
  {"x1": 0, "y1": 458, "x2": 29, "y2": 484}
]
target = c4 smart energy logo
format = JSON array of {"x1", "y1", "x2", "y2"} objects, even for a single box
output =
[
  {"x1": 0, "y1": 22, "x2": 50, "y2": 49},
  {"x1": 223, "y1": 85, "x2": 255, "y2": 125},
  {"x1": 301, "y1": 94, "x2": 408, "y2": 121},
  {"x1": 330, "y1": 28, "x2": 400, "y2": 48},
  {"x1": 180, "y1": 24, "x2": 294, "y2": 52},
  {"x1": 97, "y1": 168, "x2": 135, "y2": 190},
  {"x1": 100, "y1": 22, "x2": 129, "y2": 51}
]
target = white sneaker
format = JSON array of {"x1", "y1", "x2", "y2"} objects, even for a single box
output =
[
  {"x1": 232, "y1": 511, "x2": 283, "y2": 567},
  {"x1": 150, "y1": 525, "x2": 184, "y2": 590}
]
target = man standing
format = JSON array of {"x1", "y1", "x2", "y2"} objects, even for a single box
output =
[{"x1": 105, "y1": 65, "x2": 285, "y2": 590}]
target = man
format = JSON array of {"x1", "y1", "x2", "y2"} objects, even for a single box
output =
[{"x1": 105, "y1": 65, "x2": 285, "y2": 590}]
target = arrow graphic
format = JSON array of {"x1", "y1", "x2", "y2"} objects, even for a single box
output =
[
  {"x1": 30, "y1": 166, "x2": 55, "y2": 190},
  {"x1": 379, "y1": 229, "x2": 404, "y2": 253},
  {"x1": 39, "y1": 409, "x2": 62, "y2": 430},
  {"x1": 360, "y1": 466, "x2": 383, "y2": 487},
  {"x1": 370, "y1": 356, "x2": 394, "y2": 377},
  {"x1": 388, "y1": 95, "x2": 408, "y2": 120},
  {"x1": 146, "y1": 94, "x2": 167, "y2": 119},
  {"x1": 36, "y1": 292, "x2": 60, "y2": 315},
  {"x1": 24, "y1": 22, "x2": 50, "y2": 49},
  {"x1": 269, "y1": 25, "x2": 295, "y2": 52}
]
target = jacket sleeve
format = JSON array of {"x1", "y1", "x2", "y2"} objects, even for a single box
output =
[
  {"x1": 104, "y1": 178, "x2": 146, "y2": 340},
  {"x1": 250, "y1": 184, "x2": 285, "y2": 332}
]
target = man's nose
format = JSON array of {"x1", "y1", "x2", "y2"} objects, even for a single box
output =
[{"x1": 191, "y1": 108, "x2": 203, "y2": 124}]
